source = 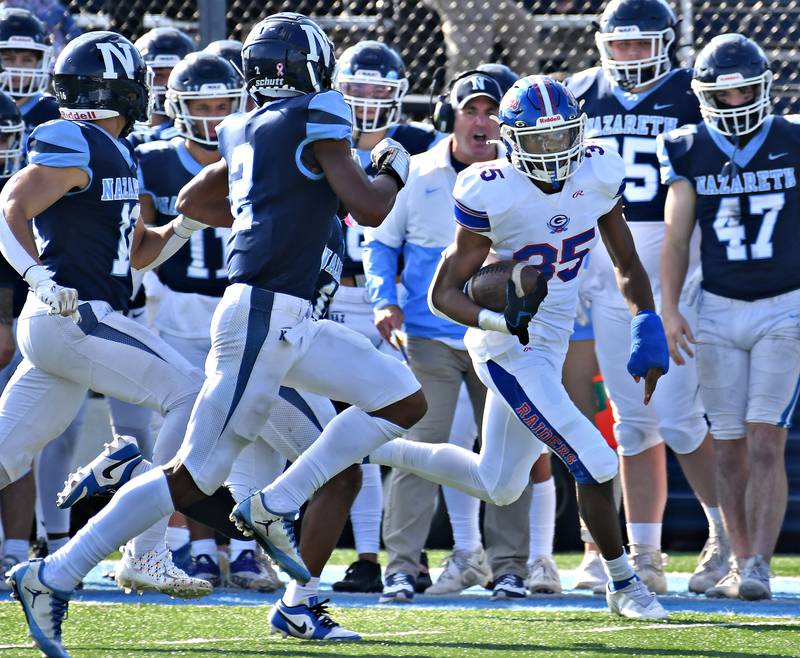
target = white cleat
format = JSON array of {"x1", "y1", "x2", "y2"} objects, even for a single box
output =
[
  {"x1": 425, "y1": 547, "x2": 492, "y2": 595},
  {"x1": 269, "y1": 596, "x2": 361, "y2": 640},
  {"x1": 115, "y1": 545, "x2": 212, "y2": 598},
  {"x1": 631, "y1": 547, "x2": 668, "y2": 594},
  {"x1": 606, "y1": 575, "x2": 669, "y2": 619},
  {"x1": 573, "y1": 550, "x2": 607, "y2": 591},
  {"x1": 526, "y1": 556, "x2": 562, "y2": 594},
  {"x1": 689, "y1": 534, "x2": 730, "y2": 594}
]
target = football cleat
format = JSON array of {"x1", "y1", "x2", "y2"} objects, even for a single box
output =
[
  {"x1": 332, "y1": 559, "x2": 383, "y2": 593},
  {"x1": 491, "y1": 573, "x2": 527, "y2": 599},
  {"x1": 229, "y1": 492, "x2": 309, "y2": 584},
  {"x1": 688, "y1": 534, "x2": 730, "y2": 594},
  {"x1": 378, "y1": 572, "x2": 415, "y2": 603},
  {"x1": 115, "y1": 545, "x2": 212, "y2": 598},
  {"x1": 705, "y1": 559, "x2": 743, "y2": 599},
  {"x1": 415, "y1": 551, "x2": 433, "y2": 593},
  {"x1": 573, "y1": 550, "x2": 608, "y2": 591},
  {"x1": 606, "y1": 575, "x2": 668, "y2": 619},
  {"x1": 631, "y1": 547, "x2": 668, "y2": 594},
  {"x1": 526, "y1": 556, "x2": 562, "y2": 594},
  {"x1": 185, "y1": 554, "x2": 221, "y2": 588},
  {"x1": 425, "y1": 547, "x2": 492, "y2": 595},
  {"x1": 6, "y1": 559, "x2": 72, "y2": 658},
  {"x1": 56, "y1": 435, "x2": 143, "y2": 509},
  {"x1": 229, "y1": 549, "x2": 282, "y2": 591},
  {"x1": 269, "y1": 596, "x2": 361, "y2": 640},
  {"x1": 739, "y1": 555, "x2": 772, "y2": 601}
]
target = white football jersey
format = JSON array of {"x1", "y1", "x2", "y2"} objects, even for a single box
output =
[{"x1": 453, "y1": 142, "x2": 626, "y2": 361}]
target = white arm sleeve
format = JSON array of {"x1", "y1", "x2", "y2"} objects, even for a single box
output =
[
  {"x1": 0, "y1": 185, "x2": 39, "y2": 277},
  {"x1": 134, "y1": 215, "x2": 207, "y2": 273}
]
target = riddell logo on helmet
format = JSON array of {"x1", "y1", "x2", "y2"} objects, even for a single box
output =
[
  {"x1": 60, "y1": 109, "x2": 98, "y2": 120},
  {"x1": 536, "y1": 115, "x2": 563, "y2": 125},
  {"x1": 716, "y1": 73, "x2": 745, "y2": 82}
]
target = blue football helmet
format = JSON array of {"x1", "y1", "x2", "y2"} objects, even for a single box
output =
[
  {"x1": 134, "y1": 27, "x2": 196, "y2": 115},
  {"x1": 595, "y1": 0, "x2": 676, "y2": 91},
  {"x1": 334, "y1": 41, "x2": 407, "y2": 133},
  {"x1": 0, "y1": 90, "x2": 23, "y2": 178},
  {"x1": 497, "y1": 75, "x2": 586, "y2": 184},
  {"x1": 692, "y1": 34, "x2": 772, "y2": 137},
  {"x1": 0, "y1": 8, "x2": 53, "y2": 98},
  {"x1": 203, "y1": 39, "x2": 244, "y2": 78}
]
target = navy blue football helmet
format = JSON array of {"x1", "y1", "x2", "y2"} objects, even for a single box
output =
[
  {"x1": 0, "y1": 90, "x2": 23, "y2": 178},
  {"x1": 595, "y1": 0, "x2": 676, "y2": 90},
  {"x1": 497, "y1": 75, "x2": 586, "y2": 183},
  {"x1": 0, "y1": 8, "x2": 53, "y2": 97},
  {"x1": 477, "y1": 63, "x2": 519, "y2": 95},
  {"x1": 334, "y1": 41, "x2": 407, "y2": 133},
  {"x1": 242, "y1": 12, "x2": 335, "y2": 103},
  {"x1": 203, "y1": 39, "x2": 244, "y2": 78},
  {"x1": 692, "y1": 34, "x2": 772, "y2": 137},
  {"x1": 165, "y1": 52, "x2": 243, "y2": 147},
  {"x1": 53, "y1": 31, "x2": 153, "y2": 136},
  {"x1": 134, "y1": 27, "x2": 196, "y2": 115}
]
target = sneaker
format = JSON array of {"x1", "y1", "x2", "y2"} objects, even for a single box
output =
[
  {"x1": 332, "y1": 559, "x2": 383, "y2": 593},
  {"x1": 229, "y1": 549, "x2": 282, "y2": 591},
  {"x1": 379, "y1": 572, "x2": 415, "y2": 603},
  {"x1": 56, "y1": 435, "x2": 143, "y2": 509},
  {"x1": 739, "y1": 555, "x2": 772, "y2": 601},
  {"x1": 705, "y1": 560, "x2": 742, "y2": 599},
  {"x1": 186, "y1": 554, "x2": 221, "y2": 588},
  {"x1": 415, "y1": 551, "x2": 432, "y2": 593},
  {"x1": 229, "y1": 492, "x2": 309, "y2": 584},
  {"x1": 269, "y1": 596, "x2": 361, "y2": 640},
  {"x1": 526, "y1": 556, "x2": 562, "y2": 594},
  {"x1": 426, "y1": 547, "x2": 492, "y2": 595},
  {"x1": 631, "y1": 547, "x2": 667, "y2": 594},
  {"x1": 573, "y1": 551, "x2": 607, "y2": 591},
  {"x1": 0, "y1": 555, "x2": 19, "y2": 591},
  {"x1": 606, "y1": 575, "x2": 668, "y2": 619},
  {"x1": 492, "y1": 573, "x2": 527, "y2": 599},
  {"x1": 115, "y1": 546, "x2": 212, "y2": 598},
  {"x1": 688, "y1": 534, "x2": 730, "y2": 594},
  {"x1": 6, "y1": 559, "x2": 72, "y2": 658}
]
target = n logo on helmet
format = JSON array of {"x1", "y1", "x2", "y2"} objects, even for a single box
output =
[
  {"x1": 471, "y1": 76, "x2": 486, "y2": 91},
  {"x1": 97, "y1": 42, "x2": 136, "y2": 80}
]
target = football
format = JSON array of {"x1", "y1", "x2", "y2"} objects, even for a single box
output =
[{"x1": 466, "y1": 260, "x2": 543, "y2": 313}]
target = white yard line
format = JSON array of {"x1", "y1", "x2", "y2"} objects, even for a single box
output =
[{"x1": 578, "y1": 620, "x2": 800, "y2": 633}]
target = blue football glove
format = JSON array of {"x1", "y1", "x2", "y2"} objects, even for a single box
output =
[
  {"x1": 627, "y1": 310, "x2": 670, "y2": 377},
  {"x1": 503, "y1": 277, "x2": 548, "y2": 346}
]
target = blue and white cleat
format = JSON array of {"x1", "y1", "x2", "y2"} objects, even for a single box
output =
[
  {"x1": 269, "y1": 596, "x2": 361, "y2": 641},
  {"x1": 6, "y1": 559, "x2": 72, "y2": 658},
  {"x1": 229, "y1": 492, "x2": 309, "y2": 584},
  {"x1": 56, "y1": 434, "x2": 143, "y2": 509}
]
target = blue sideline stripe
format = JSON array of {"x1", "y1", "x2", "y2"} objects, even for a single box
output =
[
  {"x1": 279, "y1": 386, "x2": 324, "y2": 432},
  {"x1": 77, "y1": 304, "x2": 164, "y2": 361},
  {"x1": 222, "y1": 288, "x2": 274, "y2": 431},
  {"x1": 486, "y1": 359, "x2": 597, "y2": 484},
  {"x1": 779, "y1": 371, "x2": 800, "y2": 427}
]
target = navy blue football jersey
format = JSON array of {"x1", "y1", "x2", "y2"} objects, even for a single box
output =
[
  {"x1": 342, "y1": 122, "x2": 442, "y2": 280},
  {"x1": 311, "y1": 217, "x2": 344, "y2": 320},
  {"x1": 19, "y1": 93, "x2": 60, "y2": 156},
  {"x1": 217, "y1": 90, "x2": 352, "y2": 299},
  {"x1": 566, "y1": 68, "x2": 701, "y2": 223},
  {"x1": 137, "y1": 137, "x2": 229, "y2": 297},
  {"x1": 0, "y1": 178, "x2": 26, "y2": 318},
  {"x1": 28, "y1": 120, "x2": 139, "y2": 311},
  {"x1": 127, "y1": 119, "x2": 180, "y2": 149},
  {"x1": 659, "y1": 115, "x2": 800, "y2": 300}
]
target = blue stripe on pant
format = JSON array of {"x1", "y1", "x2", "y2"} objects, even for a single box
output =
[
  {"x1": 278, "y1": 387, "x2": 324, "y2": 432},
  {"x1": 486, "y1": 359, "x2": 598, "y2": 485},
  {"x1": 77, "y1": 303, "x2": 164, "y2": 361}
]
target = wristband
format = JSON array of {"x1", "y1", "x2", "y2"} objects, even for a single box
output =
[
  {"x1": 478, "y1": 308, "x2": 510, "y2": 334},
  {"x1": 171, "y1": 215, "x2": 208, "y2": 239}
]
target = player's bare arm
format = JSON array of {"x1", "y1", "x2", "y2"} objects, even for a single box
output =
[
  {"x1": 660, "y1": 178, "x2": 698, "y2": 365},
  {"x1": 175, "y1": 157, "x2": 234, "y2": 227},
  {"x1": 313, "y1": 138, "x2": 402, "y2": 227}
]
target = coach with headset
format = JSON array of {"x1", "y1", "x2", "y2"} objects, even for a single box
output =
[{"x1": 363, "y1": 66, "x2": 533, "y2": 601}]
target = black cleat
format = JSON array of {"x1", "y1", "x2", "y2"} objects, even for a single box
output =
[
  {"x1": 332, "y1": 559, "x2": 383, "y2": 593},
  {"x1": 415, "y1": 551, "x2": 432, "y2": 593}
]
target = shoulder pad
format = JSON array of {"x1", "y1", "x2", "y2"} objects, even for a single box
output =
[
  {"x1": 307, "y1": 90, "x2": 352, "y2": 145},
  {"x1": 565, "y1": 67, "x2": 601, "y2": 99},
  {"x1": 453, "y1": 159, "x2": 514, "y2": 232},
  {"x1": 27, "y1": 120, "x2": 90, "y2": 170},
  {"x1": 582, "y1": 141, "x2": 626, "y2": 200}
]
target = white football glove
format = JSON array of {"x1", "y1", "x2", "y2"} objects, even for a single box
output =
[
  {"x1": 24, "y1": 265, "x2": 80, "y2": 323},
  {"x1": 370, "y1": 137, "x2": 411, "y2": 189}
]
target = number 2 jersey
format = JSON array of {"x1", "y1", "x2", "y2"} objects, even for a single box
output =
[
  {"x1": 454, "y1": 144, "x2": 626, "y2": 361},
  {"x1": 26, "y1": 119, "x2": 138, "y2": 312},
  {"x1": 566, "y1": 67, "x2": 702, "y2": 305},
  {"x1": 658, "y1": 115, "x2": 800, "y2": 301}
]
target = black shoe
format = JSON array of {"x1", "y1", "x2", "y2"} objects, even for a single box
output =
[
  {"x1": 415, "y1": 551, "x2": 433, "y2": 593},
  {"x1": 332, "y1": 559, "x2": 383, "y2": 593}
]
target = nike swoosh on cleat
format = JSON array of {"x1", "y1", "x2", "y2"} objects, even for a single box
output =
[
  {"x1": 101, "y1": 453, "x2": 141, "y2": 480},
  {"x1": 279, "y1": 612, "x2": 308, "y2": 635}
]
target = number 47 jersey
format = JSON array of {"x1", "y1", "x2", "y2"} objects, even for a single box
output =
[
  {"x1": 453, "y1": 143, "x2": 626, "y2": 362},
  {"x1": 658, "y1": 115, "x2": 800, "y2": 301}
]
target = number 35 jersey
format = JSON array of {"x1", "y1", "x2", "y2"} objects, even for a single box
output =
[
  {"x1": 658, "y1": 115, "x2": 800, "y2": 301},
  {"x1": 453, "y1": 144, "x2": 626, "y2": 361},
  {"x1": 27, "y1": 119, "x2": 138, "y2": 312}
]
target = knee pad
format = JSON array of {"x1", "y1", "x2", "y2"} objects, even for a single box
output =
[
  {"x1": 486, "y1": 478, "x2": 529, "y2": 507},
  {"x1": 232, "y1": 390, "x2": 278, "y2": 441},
  {"x1": 659, "y1": 422, "x2": 706, "y2": 455},
  {"x1": 614, "y1": 421, "x2": 661, "y2": 457},
  {"x1": 584, "y1": 443, "x2": 619, "y2": 485}
]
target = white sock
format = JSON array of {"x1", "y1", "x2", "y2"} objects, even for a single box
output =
[
  {"x1": 130, "y1": 518, "x2": 169, "y2": 557},
  {"x1": 44, "y1": 468, "x2": 175, "y2": 591},
  {"x1": 262, "y1": 407, "x2": 405, "y2": 513},
  {"x1": 529, "y1": 478, "x2": 556, "y2": 561},
  {"x1": 3, "y1": 539, "x2": 29, "y2": 563},
  {"x1": 627, "y1": 523, "x2": 661, "y2": 551},
  {"x1": 603, "y1": 551, "x2": 635, "y2": 588},
  {"x1": 284, "y1": 576, "x2": 320, "y2": 606},
  {"x1": 230, "y1": 539, "x2": 255, "y2": 562},
  {"x1": 442, "y1": 486, "x2": 481, "y2": 552},
  {"x1": 350, "y1": 463, "x2": 382, "y2": 555},
  {"x1": 191, "y1": 539, "x2": 218, "y2": 560},
  {"x1": 47, "y1": 537, "x2": 69, "y2": 554},
  {"x1": 166, "y1": 526, "x2": 190, "y2": 552},
  {"x1": 702, "y1": 504, "x2": 725, "y2": 539}
]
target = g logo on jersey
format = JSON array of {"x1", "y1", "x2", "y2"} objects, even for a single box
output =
[{"x1": 547, "y1": 214, "x2": 570, "y2": 234}]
